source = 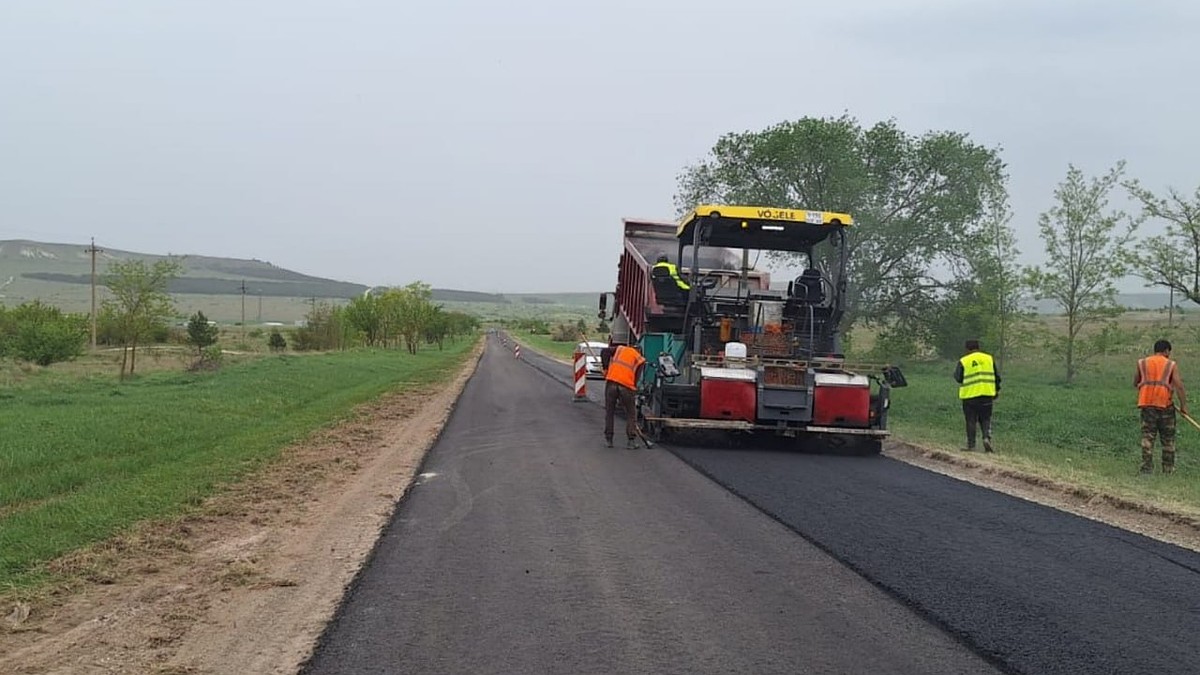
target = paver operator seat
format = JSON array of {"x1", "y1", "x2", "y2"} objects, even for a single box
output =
[{"x1": 651, "y1": 253, "x2": 690, "y2": 306}]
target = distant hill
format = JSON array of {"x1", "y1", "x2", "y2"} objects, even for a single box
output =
[
  {"x1": 0, "y1": 239, "x2": 368, "y2": 299},
  {"x1": 0, "y1": 240, "x2": 525, "y2": 322},
  {"x1": 431, "y1": 289, "x2": 509, "y2": 304}
]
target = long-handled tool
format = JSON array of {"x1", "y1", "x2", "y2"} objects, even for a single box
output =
[
  {"x1": 1180, "y1": 410, "x2": 1200, "y2": 432},
  {"x1": 633, "y1": 418, "x2": 656, "y2": 449}
]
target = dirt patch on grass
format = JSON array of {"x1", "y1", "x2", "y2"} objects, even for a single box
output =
[
  {"x1": 885, "y1": 441, "x2": 1200, "y2": 553},
  {"x1": 0, "y1": 342, "x2": 483, "y2": 674}
]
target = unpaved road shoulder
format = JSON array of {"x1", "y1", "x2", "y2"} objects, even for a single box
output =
[{"x1": 0, "y1": 342, "x2": 483, "y2": 675}]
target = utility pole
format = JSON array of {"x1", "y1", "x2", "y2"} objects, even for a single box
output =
[
  {"x1": 85, "y1": 238, "x2": 103, "y2": 349},
  {"x1": 240, "y1": 279, "x2": 247, "y2": 343},
  {"x1": 257, "y1": 294, "x2": 262, "y2": 323}
]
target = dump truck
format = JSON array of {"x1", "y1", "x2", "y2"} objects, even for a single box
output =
[{"x1": 598, "y1": 205, "x2": 906, "y2": 453}]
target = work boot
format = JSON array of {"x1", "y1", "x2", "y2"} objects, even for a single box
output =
[
  {"x1": 1139, "y1": 464, "x2": 1154, "y2": 476},
  {"x1": 962, "y1": 446, "x2": 976, "y2": 452},
  {"x1": 983, "y1": 437, "x2": 995, "y2": 453},
  {"x1": 604, "y1": 438, "x2": 613, "y2": 448},
  {"x1": 627, "y1": 438, "x2": 640, "y2": 450},
  {"x1": 1163, "y1": 465, "x2": 1175, "y2": 475}
]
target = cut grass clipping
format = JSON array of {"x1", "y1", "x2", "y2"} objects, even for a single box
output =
[{"x1": 0, "y1": 339, "x2": 476, "y2": 592}]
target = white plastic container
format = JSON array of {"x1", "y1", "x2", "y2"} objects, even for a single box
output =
[{"x1": 725, "y1": 341, "x2": 748, "y2": 359}]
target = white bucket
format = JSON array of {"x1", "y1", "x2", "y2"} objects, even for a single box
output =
[{"x1": 725, "y1": 342, "x2": 748, "y2": 359}]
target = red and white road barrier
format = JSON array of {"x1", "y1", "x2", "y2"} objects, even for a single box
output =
[
  {"x1": 573, "y1": 349, "x2": 588, "y2": 401},
  {"x1": 514, "y1": 344, "x2": 521, "y2": 359}
]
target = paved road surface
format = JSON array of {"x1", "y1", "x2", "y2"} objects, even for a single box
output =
[
  {"x1": 516, "y1": 336, "x2": 1200, "y2": 673},
  {"x1": 304, "y1": 335, "x2": 998, "y2": 674}
]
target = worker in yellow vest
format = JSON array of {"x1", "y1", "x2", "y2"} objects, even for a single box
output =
[
  {"x1": 954, "y1": 339, "x2": 1001, "y2": 452},
  {"x1": 604, "y1": 344, "x2": 646, "y2": 449},
  {"x1": 653, "y1": 254, "x2": 691, "y2": 290},
  {"x1": 1134, "y1": 339, "x2": 1189, "y2": 474}
]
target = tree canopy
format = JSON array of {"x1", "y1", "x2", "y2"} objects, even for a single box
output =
[{"x1": 675, "y1": 115, "x2": 1010, "y2": 347}]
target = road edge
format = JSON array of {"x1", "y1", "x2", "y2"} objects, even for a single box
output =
[
  {"x1": 885, "y1": 440, "x2": 1200, "y2": 552},
  {"x1": 285, "y1": 338, "x2": 487, "y2": 673}
]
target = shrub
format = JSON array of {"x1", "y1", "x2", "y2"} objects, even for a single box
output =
[
  {"x1": 189, "y1": 345, "x2": 224, "y2": 372},
  {"x1": 0, "y1": 301, "x2": 87, "y2": 366},
  {"x1": 268, "y1": 330, "x2": 287, "y2": 352},
  {"x1": 186, "y1": 312, "x2": 219, "y2": 355}
]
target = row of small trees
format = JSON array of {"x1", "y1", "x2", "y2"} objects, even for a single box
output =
[
  {"x1": 293, "y1": 282, "x2": 478, "y2": 353},
  {"x1": 1, "y1": 259, "x2": 478, "y2": 374},
  {"x1": 676, "y1": 114, "x2": 1200, "y2": 381}
]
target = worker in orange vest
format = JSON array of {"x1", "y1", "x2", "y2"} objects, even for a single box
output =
[
  {"x1": 1134, "y1": 339, "x2": 1189, "y2": 474},
  {"x1": 604, "y1": 344, "x2": 646, "y2": 449}
]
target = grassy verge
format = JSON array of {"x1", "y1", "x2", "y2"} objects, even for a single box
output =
[
  {"x1": 0, "y1": 337, "x2": 478, "y2": 592},
  {"x1": 890, "y1": 357, "x2": 1200, "y2": 517},
  {"x1": 510, "y1": 332, "x2": 578, "y2": 361}
]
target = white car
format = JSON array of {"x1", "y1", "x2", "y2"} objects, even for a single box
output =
[{"x1": 577, "y1": 341, "x2": 609, "y2": 378}]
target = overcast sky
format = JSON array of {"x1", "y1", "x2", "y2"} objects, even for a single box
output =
[{"x1": 3, "y1": 0, "x2": 1198, "y2": 293}]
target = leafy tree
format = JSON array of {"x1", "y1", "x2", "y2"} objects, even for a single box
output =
[
  {"x1": 345, "y1": 293, "x2": 384, "y2": 346},
  {"x1": 676, "y1": 115, "x2": 1008, "y2": 333},
  {"x1": 268, "y1": 329, "x2": 287, "y2": 352},
  {"x1": 186, "y1": 311, "x2": 219, "y2": 357},
  {"x1": 1124, "y1": 179, "x2": 1200, "y2": 305},
  {"x1": 443, "y1": 311, "x2": 478, "y2": 342},
  {"x1": 396, "y1": 282, "x2": 435, "y2": 354},
  {"x1": 933, "y1": 197, "x2": 1028, "y2": 362},
  {"x1": 1026, "y1": 163, "x2": 1138, "y2": 382},
  {"x1": 294, "y1": 301, "x2": 348, "y2": 351},
  {"x1": 104, "y1": 258, "x2": 183, "y2": 378},
  {"x1": 424, "y1": 306, "x2": 449, "y2": 350},
  {"x1": 0, "y1": 301, "x2": 87, "y2": 365}
]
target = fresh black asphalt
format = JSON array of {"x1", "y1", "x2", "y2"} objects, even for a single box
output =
[
  {"x1": 304, "y1": 334, "x2": 1200, "y2": 674},
  {"x1": 303, "y1": 336, "x2": 997, "y2": 674}
]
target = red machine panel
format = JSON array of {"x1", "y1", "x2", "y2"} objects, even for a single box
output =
[
  {"x1": 700, "y1": 368, "x2": 757, "y2": 423},
  {"x1": 813, "y1": 373, "x2": 871, "y2": 427}
]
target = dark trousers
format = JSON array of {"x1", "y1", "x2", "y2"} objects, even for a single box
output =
[
  {"x1": 604, "y1": 381, "x2": 638, "y2": 441},
  {"x1": 1140, "y1": 405, "x2": 1177, "y2": 472},
  {"x1": 962, "y1": 397, "x2": 994, "y2": 448}
]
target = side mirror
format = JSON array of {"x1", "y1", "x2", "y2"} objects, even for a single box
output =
[
  {"x1": 882, "y1": 366, "x2": 908, "y2": 388},
  {"x1": 598, "y1": 294, "x2": 608, "y2": 320}
]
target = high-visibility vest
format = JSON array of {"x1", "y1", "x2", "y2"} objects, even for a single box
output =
[
  {"x1": 959, "y1": 351, "x2": 997, "y2": 399},
  {"x1": 606, "y1": 345, "x2": 645, "y2": 391},
  {"x1": 1137, "y1": 354, "x2": 1176, "y2": 408},
  {"x1": 652, "y1": 261, "x2": 690, "y2": 290}
]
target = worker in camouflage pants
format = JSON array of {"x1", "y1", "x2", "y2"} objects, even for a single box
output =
[
  {"x1": 1140, "y1": 407, "x2": 1177, "y2": 474},
  {"x1": 1134, "y1": 339, "x2": 1188, "y2": 474}
]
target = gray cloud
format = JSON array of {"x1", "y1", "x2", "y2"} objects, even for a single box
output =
[{"x1": 2, "y1": 0, "x2": 1198, "y2": 292}]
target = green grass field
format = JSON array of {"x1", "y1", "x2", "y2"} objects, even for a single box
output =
[
  {"x1": 510, "y1": 332, "x2": 578, "y2": 361},
  {"x1": 0, "y1": 337, "x2": 477, "y2": 592},
  {"x1": 890, "y1": 351, "x2": 1200, "y2": 516}
]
